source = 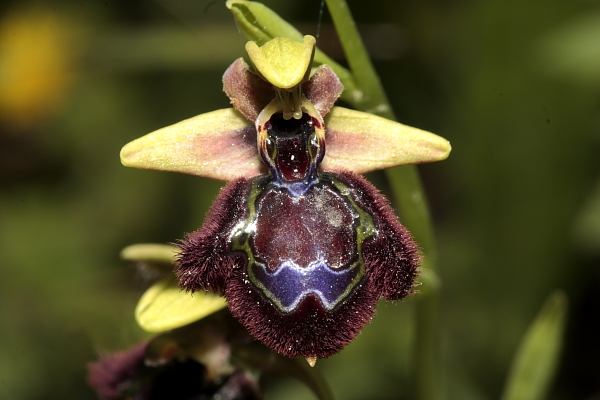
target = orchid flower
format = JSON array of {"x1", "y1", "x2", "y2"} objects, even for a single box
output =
[{"x1": 120, "y1": 35, "x2": 450, "y2": 364}]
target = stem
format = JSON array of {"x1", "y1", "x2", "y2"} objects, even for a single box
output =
[
  {"x1": 324, "y1": 1, "x2": 442, "y2": 399},
  {"x1": 323, "y1": 0, "x2": 393, "y2": 119},
  {"x1": 389, "y1": 168, "x2": 442, "y2": 400}
]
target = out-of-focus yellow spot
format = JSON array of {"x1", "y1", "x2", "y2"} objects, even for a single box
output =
[{"x1": 0, "y1": 7, "x2": 77, "y2": 127}]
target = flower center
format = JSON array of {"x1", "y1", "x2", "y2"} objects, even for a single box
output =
[{"x1": 256, "y1": 97, "x2": 326, "y2": 196}]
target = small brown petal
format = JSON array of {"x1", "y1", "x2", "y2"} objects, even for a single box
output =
[
  {"x1": 303, "y1": 65, "x2": 344, "y2": 118},
  {"x1": 223, "y1": 58, "x2": 274, "y2": 122}
]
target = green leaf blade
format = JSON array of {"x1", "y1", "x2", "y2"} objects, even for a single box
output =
[{"x1": 501, "y1": 290, "x2": 568, "y2": 400}]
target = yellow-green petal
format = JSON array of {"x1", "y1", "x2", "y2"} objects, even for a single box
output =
[
  {"x1": 120, "y1": 108, "x2": 263, "y2": 181},
  {"x1": 321, "y1": 106, "x2": 451, "y2": 174},
  {"x1": 245, "y1": 36, "x2": 315, "y2": 89},
  {"x1": 135, "y1": 274, "x2": 227, "y2": 332}
]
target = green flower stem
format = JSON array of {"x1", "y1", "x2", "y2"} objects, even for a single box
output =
[
  {"x1": 323, "y1": 0, "x2": 393, "y2": 118},
  {"x1": 387, "y1": 168, "x2": 437, "y2": 259},
  {"x1": 324, "y1": 1, "x2": 441, "y2": 399}
]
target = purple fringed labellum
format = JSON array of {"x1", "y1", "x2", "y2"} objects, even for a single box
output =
[{"x1": 176, "y1": 62, "x2": 420, "y2": 359}]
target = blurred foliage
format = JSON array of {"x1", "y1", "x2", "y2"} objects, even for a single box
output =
[
  {"x1": 0, "y1": 0, "x2": 599, "y2": 399},
  {"x1": 501, "y1": 291, "x2": 567, "y2": 400}
]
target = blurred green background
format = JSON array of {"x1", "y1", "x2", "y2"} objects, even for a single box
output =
[{"x1": 1, "y1": 0, "x2": 599, "y2": 399}]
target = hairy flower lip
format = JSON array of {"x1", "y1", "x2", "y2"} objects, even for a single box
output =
[{"x1": 176, "y1": 171, "x2": 420, "y2": 359}]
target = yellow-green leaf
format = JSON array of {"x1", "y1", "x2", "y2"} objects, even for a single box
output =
[
  {"x1": 135, "y1": 274, "x2": 227, "y2": 333},
  {"x1": 501, "y1": 290, "x2": 568, "y2": 400}
]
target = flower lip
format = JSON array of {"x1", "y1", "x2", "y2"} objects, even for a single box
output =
[{"x1": 176, "y1": 168, "x2": 420, "y2": 359}]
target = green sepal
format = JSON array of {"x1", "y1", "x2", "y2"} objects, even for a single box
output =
[
  {"x1": 321, "y1": 106, "x2": 451, "y2": 174},
  {"x1": 120, "y1": 108, "x2": 263, "y2": 181},
  {"x1": 246, "y1": 36, "x2": 315, "y2": 89},
  {"x1": 226, "y1": 0, "x2": 359, "y2": 103},
  {"x1": 135, "y1": 274, "x2": 227, "y2": 333},
  {"x1": 501, "y1": 291, "x2": 568, "y2": 400}
]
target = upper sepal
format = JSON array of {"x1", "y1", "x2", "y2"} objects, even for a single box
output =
[
  {"x1": 245, "y1": 36, "x2": 315, "y2": 89},
  {"x1": 224, "y1": 58, "x2": 342, "y2": 121},
  {"x1": 225, "y1": 0, "x2": 359, "y2": 103}
]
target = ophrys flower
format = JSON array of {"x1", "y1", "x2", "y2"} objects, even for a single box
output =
[{"x1": 121, "y1": 35, "x2": 450, "y2": 363}]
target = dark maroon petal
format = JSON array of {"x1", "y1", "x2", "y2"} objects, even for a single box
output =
[
  {"x1": 88, "y1": 342, "x2": 235, "y2": 400},
  {"x1": 223, "y1": 58, "x2": 274, "y2": 122},
  {"x1": 334, "y1": 170, "x2": 421, "y2": 300},
  {"x1": 303, "y1": 65, "x2": 344, "y2": 118},
  {"x1": 217, "y1": 370, "x2": 262, "y2": 400},
  {"x1": 87, "y1": 342, "x2": 148, "y2": 400},
  {"x1": 176, "y1": 178, "x2": 251, "y2": 294}
]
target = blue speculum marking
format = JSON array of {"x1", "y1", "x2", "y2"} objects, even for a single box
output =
[
  {"x1": 251, "y1": 258, "x2": 360, "y2": 312},
  {"x1": 229, "y1": 101, "x2": 376, "y2": 314}
]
